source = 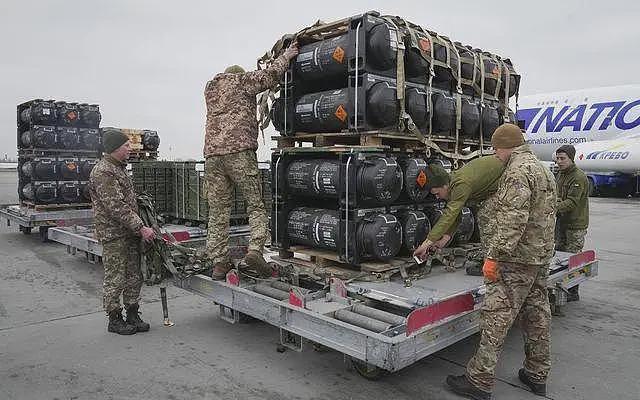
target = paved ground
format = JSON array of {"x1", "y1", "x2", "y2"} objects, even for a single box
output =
[{"x1": 1, "y1": 169, "x2": 639, "y2": 399}]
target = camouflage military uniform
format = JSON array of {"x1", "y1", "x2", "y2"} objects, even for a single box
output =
[
  {"x1": 203, "y1": 54, "x2": 289, "y2": 265},
  {"x1": 466, "y1": 144, "x2": 557, "y2": 392},
  {"x1": 555, "y1": 164, "x2": 589, "y2": 253},
  {"x1": 555, "y1": 227, "x2": 587, "y2": 253},
  {"x1": 89, "y1": 154, "x2": 144, "y2": 314}
]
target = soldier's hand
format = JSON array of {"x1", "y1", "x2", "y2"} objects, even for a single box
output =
[
  {"x1": 413, "y1": 239, "x2": 435, "y2": 261},
  {"x1": 283, "y1": 41, "x2": 299, "y2": 61},
  {"x1": 140, "y1": 226, "x2": 156, "y2": 243},
  {"x1": 434, "y1": 234, "x2": 451, "y2": 249}
]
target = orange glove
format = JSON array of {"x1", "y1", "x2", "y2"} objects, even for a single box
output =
[{"x1": 482, "y1": 259, "x2": 499, "y2": 282}]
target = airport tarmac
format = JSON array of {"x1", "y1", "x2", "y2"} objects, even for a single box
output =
[{"x1": 0, "y1": 169, "x2": 639, "y2": 400}]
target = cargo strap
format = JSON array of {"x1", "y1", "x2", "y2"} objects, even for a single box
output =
[
  {"x1": 478, "y1": 53, "x2": 486, "y2": 153},
  {"x1": 490, "y1": 54, "x2": 503, "y2": 101},
  {"x1": 137, "y1": 194, "x2": 180, "y2": 284},
  {"x1": 383, "y1": 16, "x2": 479, "y2": 162},
  {"x1": 458, "y1": 47, "x2": 481, "y2": 95},
  {"x1": 406, "y1": 23, "x2": 436, "y2": 141},
  {"x1": 500, "y1": 59, "x2": 511, "y2": 121},
  {"x1": 383, "y1": 17, "x2": 408, "y2": 133},
  {"x1": 441, "y1": 35, "x2": 463, "y2": 163},
  {"x1": 405, "y1": 118, "x2": 484, "y2": 161}
]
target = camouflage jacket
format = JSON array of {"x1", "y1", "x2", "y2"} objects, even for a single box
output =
[
  {"x1": 427, "y1": 156, "x2": 505, "y2": 241},
  {"x1": 486, "y1": 145, "x2": 557, "y2": 265},
  {"x1": 203, "y1": 54, "x2": 289, "y2": 157},
  {"x1": 89, "y1": 155, "x2": 143, "y2": 242},
  {"x1": 556, "y1": 164, "x2": 589, "y2": 230}
]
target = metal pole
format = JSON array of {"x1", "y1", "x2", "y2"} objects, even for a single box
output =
[
  {"x1": 351, "y1": 304, "x2": 406, "y2": 326},
  {"x1": 160, "y1": 285, "x2": 174, "y2": 327},
  {"x1": 254, "y1": 284, "x2": 290, "y2": 300},
  {"x1": 334, "y1": 309, "x2": 391, "y2": 333}
]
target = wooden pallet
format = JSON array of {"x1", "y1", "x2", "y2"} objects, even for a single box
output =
[
  {"x1": 276, "y1": 245, "x2": 412, "y2": 273},
  {"x1": 21, "y1": 201, "x2": 92, "y2": 211},
  {"x1": 274, "y1": 131, "x2": 491, "y2": 153}
]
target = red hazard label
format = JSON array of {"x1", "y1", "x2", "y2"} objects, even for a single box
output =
[
  {"x1": 335, "y1": 104, "x2": 347, "y2": 122},
  {"x1": 418, "y1": 38, "x2": 431, "y2": 52},
  {"x1": 416, "y1": 170, "x2": 428, "y2": 188},
  {"x1": 332, "y1": 46, "x2": 345, "y2": 64},
  {"x1": 67, "y1": 162, "x2": 77, "y2": 171},
  {"x1": 67, "y1": 111, "x2": 78, "y2": 120}
]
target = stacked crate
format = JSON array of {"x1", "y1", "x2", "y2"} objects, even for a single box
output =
[
  {"x1": 173, "y1": 161, "x2": 208, "y2": 223},
  {"x1": 270, "y1": 11, "x2": 519, "y2": 147},
  {"x1": 267, "y1": 11, "x2": 514, "y2": 267},
  {"x1": 104, "y1": 127, "x2": 160, "y2": 161},
  {"x1": 131, "y1": 161, "x2": 271, "y2": 226},
  {"x1": 131, "y1": 161, "x2": 174, "y2": 214},
  {"x1": 17, "y1": 99, "x2": 102, "y2": 208}
]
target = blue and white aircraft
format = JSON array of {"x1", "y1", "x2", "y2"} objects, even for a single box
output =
[{"x1": 517, "y1": 84, "x2": 640, "y2": 176}]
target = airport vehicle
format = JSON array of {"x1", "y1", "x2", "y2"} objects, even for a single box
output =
[
  {"x1": 177, "y1": 249, "x2": 598, "y2": 379},
  {"x1": 45, "y1": 221, "x2": 597, "y2": 379},
  {"x1": 0, "y1": 203, "x2": 93, "y2": 241}
]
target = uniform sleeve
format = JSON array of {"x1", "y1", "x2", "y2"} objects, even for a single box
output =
[
  {"x1": 557, "y1": 175, "x2": 587, "y2": 214},
  {"x1": 241, "y1": 54, "x2": 289, "y2": 93},
  {"x1": 427, "y1": 184, "x2": 470, "y2": 241},
  {"x1": 92, "y1": 172, "x2": 144, "y2": 235},
  {"x1": 486, "y1": 170, "x2": 531, "y2": 260}
]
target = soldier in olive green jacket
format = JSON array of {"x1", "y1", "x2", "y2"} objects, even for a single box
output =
[
  {"x1": 413, "y1": 156, "x2": 505, "y2": 260},
  {"x1": 554, "y1": 144, "x2": 590, "y2": 301}
]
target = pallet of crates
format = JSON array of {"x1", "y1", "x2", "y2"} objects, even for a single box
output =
[
  {"x1": 17, "y1": 99, "x2": 102, "y2": 210},
  {"x1": 269, "y1": 146, "x2": 476, "y2": 279}
]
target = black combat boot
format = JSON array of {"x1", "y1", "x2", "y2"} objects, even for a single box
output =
[
  {"x1": 108, "y1": 308, "x2": 137, "y2": 335},
  {"x1": 244, "y1": 250, "x2": 272, "y2": 278},
  {"x1": 446, "y1": 375, "x2": 492, "y2": 400},
  {"x1": 518, "y1": 368, "x2": 547, "y2": 396},
  {"x1": 125, "y1": 304, "x2": 150, "y2": 332},
  {"x1": 567, "y1": 285, "x2": 580, "y2": 302}
]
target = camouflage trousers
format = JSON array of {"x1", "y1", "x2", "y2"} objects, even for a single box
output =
[
  {"x1": 466, "y1": 262, "x2": 552, "y2": 392},
  {"x1": 204, "y1": 150, "x2": 268, "y2": 265},
  {"x1": 102, "y1": 236, "x2": 143, "y2": 314},
  {"x1": 555, "y1": 227, "x2": 587, "y2": 253},
  {"x1": 469, "y1": 200, "x2": 494, "y2": 261}
]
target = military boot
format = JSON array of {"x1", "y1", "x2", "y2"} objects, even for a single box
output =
[
  {"x1": 212, "y1": 262, "x2": 232, "y2": 280},
  {"x1": 518, "y1": 369, "x2": 547, "y2": 396},
  {"x1": 108, "y1": 308, "x2": 137, "y2": 335},
  {"x1": 244, "y1": 250, "x2": 272, "y2": 278},
  {"x1": 567, "y1": 285, "x2": 580, "y2": 302},
  {"x1": 446, "y1": 375, "x2": 492, "y2": 400},
  {"x1": 125, "y1": 304, "x2": 150, "y2": 332}
]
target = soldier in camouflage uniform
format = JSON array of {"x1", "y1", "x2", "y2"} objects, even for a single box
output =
[
  {"x1": 89, "y1": 128, "x2": 156, "y2": 335},
  {"x1": 554, "y1": 145, "x2": 589, "y2": 301},
  {"x1": 446, "y1": 124, "x2": 556, "y2": 399},
  {"x1": 413, "y1": 156, "x2": 505, "y2": 270},
  {"x1": 203, "y1": 41, "x2": 299, "y2": 280}
]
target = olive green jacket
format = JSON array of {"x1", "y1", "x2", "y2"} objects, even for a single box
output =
[
  {"x1": 427, "y1": 155, "x2": 505, "y2": 241},
  {"x1": 556, "y1": 164, "x2": 589, "y2": 230}
]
